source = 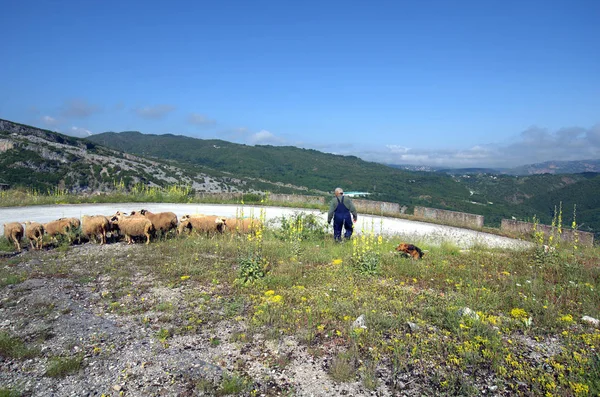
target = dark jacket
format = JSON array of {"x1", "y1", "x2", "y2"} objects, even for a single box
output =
[{"x1": 327, "y1": 195, "x2": 358, "y2": 223}]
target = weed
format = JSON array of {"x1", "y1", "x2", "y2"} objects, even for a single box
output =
[
  {"x1": 351, "y1": 222, "x2": 383, "y2": 275},
  {"x1": 217, "y1": 373, "x2": 250, "y2": 396},
  {"x1": 0, "y1": 273, "x2": 26, "y2": 287},
  {"x1": 0, "y1": 388, "x2": 21, "y2": 397},
  {"x1": 45, "y1": 354, "x2": 84, "y2": 378},
  {"x1": 329, "y1": 353, "x2": 356, "y2": 382},
  {"x1": 238, "y1": 254, "x2": 269, "y2": 283},
  {"x1": 360, "y1": 360, "x2": 379, "y2": 390},
  {"x1": 0, "y1": 237, "x2": 17, "y2": 252},
  {"x1": 0, "y1": 332, "x2": 40, "y2": 359}
]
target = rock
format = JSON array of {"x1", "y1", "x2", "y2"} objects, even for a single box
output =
[
  {"x1": 582, "y1": 316, "x2": 600, "y2": 327},
  {"x1": 406, "y1": 322, "x2": 420, "y2": 333},
  {"x1": 457, "y1": 307, "x2": 479, "y2": 320},
  {"x1": 113, "y1": 385, "x2": 122, "y2": 392},
  {"x1": 352, "y1": 314, "x2": 367, "y2": 329},
  {"x1": 396, "y1": 381, "x2": 406, "y2": 390}
]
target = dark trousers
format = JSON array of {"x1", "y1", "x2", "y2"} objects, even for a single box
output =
[{"x1": 333, "y1": 212, "x2": 353, "y2": 241}]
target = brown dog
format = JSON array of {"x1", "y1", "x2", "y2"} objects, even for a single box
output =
[{"x1": 395, "y1": 243, "x2": 424, "y2": 259}]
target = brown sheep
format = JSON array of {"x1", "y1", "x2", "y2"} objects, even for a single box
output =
[
  {"x1": 178, "y1": 215, "x2": 226, "y2": 237},
  {"x1": 139, "y1": 209, "x2": 178, "y2": 235},
  {"x1": 44, "y1": 217, "x2": 80, "y2": 242},
  {"x1": 224, "y1": 217, "x2": 262, "y2": 235},
  {"x1": 3, "y1": 222, "x2": 24, "y2": 252},
  {"x1": 81, "y1": 215, "x2": 110, "y2": 245},
  {"x1": 110, "y1": 215, "x2": 154, "y2": 245},
  {"x1": 25, "y1": 221, "x2": 44, "y2": 250}
]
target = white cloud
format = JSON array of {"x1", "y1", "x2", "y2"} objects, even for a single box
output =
[
  {"x1": 385, "y1": 145, "x2": 410, "y2": 154},
  {"x1": 249, "y1": 130, "x2": 285, "y2": 145},
  {"x1": 69, "y1": 126, "x2": 93, "y2": 137},
  {"x1": 188, "y1": 112, "x2": 216, "y2": 126},
  {"x1": 358, "y1": 124, "x2": 600, "y2": 168},
  {"x1": 61, "y1": 99, "x2": 101, "y2": 118},
  {"x1": 134, "y1": 104, "x2": 175, "y2": 119},
  {"x1": 41, "y1": 115, "x2": 60, "y2": 127}
]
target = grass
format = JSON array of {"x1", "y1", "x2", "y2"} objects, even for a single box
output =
[
  {"x1": 0, "y1": 237, "x2": 16, "y2": 253},
  {"x1": 329, "y1": 353, "x2": 356, "y2": 382},
  {"x1": 45, "y1": 354, "x2": 85, "y2": 378},
  {"x1": 0, "y1": 332, "x2": 40, "y2": 359},
  {"x1": 217, "y1": 373, "x2": 250, "y2": 396},
  {"x1": 0, "y1": 388, "x2": 21, "y2": 397},
  {"x1": 1, "y1": 211, "x2": 599, "y2": 395}
]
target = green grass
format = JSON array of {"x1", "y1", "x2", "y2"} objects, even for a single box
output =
[
  {"x1": 45, "y1": 354, "x2": 84, "y2": 378},
  {"x1": 0, "y1": 332, "x2": 40, "y2": 360},
  {"x1": 217, "y1": 373, "x2": 250, "y2": 396},
  {"x1": 3, "y1": 212, "x2": 599, "y2": 395},
  {"x1": 0, "y1": 388, "x2": 21, "y2": 397},
  {"x1": 0, "y1": 236, "x2": 18, "y2": 253}
]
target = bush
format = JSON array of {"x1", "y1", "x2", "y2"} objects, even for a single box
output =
[{"x1": 274, "y1": 212, "x2": 328, "y2": 241}]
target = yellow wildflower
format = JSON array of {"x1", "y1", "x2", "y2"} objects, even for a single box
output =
[{"x1": 510, "y1": 308, "x2": 528, "y2": 319}]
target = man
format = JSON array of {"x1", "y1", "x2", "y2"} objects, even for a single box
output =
[{"x1": 327, "y1": 187, "x2": 358, "y2": 241}]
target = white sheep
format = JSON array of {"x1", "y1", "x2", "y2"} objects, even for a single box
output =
[
  {"x1": 178, "y1": 215, "x2": 226, "y2": 237},
  {"x1": 25, "y1": 221, "x2": 44, "y2": 250},
  {"x1": 3, "y1": 222, "x2": 24, "y2": 252},
  {"x1": 111, "y1": 215, "x2": 154, "y2": 245},
  {"x1": 81, "y1": 215, "x2": 110, "y2": 245},
  {"x1": 44, "y1": 217, "x2": 80, "y2": 243},
  {"x1": 139, "y1": 209, "x2": 178, "y2": 235},
  {"x1": 224, "y1": 217, "x2": 262, "y2": 235}
]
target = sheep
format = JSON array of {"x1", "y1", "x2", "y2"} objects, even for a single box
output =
[
  {"x1": 139, "y1": 209, "x2": 178, "y2": 235},
  {"x1": 81, "y1": 215, "x2": 110, "y2": 245},
  {"x1": 178, "y1": 215, "x2": 226, "y2": 237},
  {"x1": 3, "y1": 222, "x2": 24, "y2": 252},
  {"x1": 110, "y1": 215, "x2": 154, "y2": 245},
  {"x1": 224, "y1": 217, "x2": 263, "y2": 235},
  {"x1": 25, "y1": 221, "x2": 45, "y2": 250},
  {"x1": 44, "y1": 217, "x2": 80, "y2": 243}
]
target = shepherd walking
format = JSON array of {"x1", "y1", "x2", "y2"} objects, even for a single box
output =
[{"x1": 327, "y1": 187, "x2": 358, "y2": 241}]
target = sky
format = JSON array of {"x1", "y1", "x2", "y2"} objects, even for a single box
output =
[{"x1": 1, "y1": 0, "x2": 599, "y2": 168}]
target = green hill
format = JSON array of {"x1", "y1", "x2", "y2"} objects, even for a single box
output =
[
  {"x1": 88, "y1": 131, "x2": 473, "y2": 206},
  {"x1": 2, "y1": 119, "x2": 598, "y2": 236},
  {"x1": 0, "y1": 119, "x2": 299, "y2": 194},
  {"x1": 88, "y1": 131, "x2": 600, "y2": 235}
]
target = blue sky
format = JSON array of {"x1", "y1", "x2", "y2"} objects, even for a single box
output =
[{"x1": 2, "y1": 0, "x2": 599, "y2": 168}]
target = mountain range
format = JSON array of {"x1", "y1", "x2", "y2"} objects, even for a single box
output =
[
  {"x1": 1, "y1": 118, "x2": 599, "y2": 236},
  {"x1": 391, "y1": 160, "x2": 600, "y2": 176}
]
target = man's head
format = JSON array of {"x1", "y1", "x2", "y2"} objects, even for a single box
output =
[{"x1": 334, "y1": 187, "x2": 343, "y2": 197}]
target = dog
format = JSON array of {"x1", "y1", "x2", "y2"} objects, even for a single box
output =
[{"x1": 395, "y1": 243, "x2": 424, "y2": 259}]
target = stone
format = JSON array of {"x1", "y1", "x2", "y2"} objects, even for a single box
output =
[
  {"x1": 582, "y1": 316, "x2": 600, "y2": 327},
  {"x1": 406, "y1": 322, "x2": 420, "y2": 333},
  {"x1": 352, "y1": 314, "x2": 367, "y2": 329},
  {"x1": 457, "y1": 307, "x2": 479, "y2": 320}
]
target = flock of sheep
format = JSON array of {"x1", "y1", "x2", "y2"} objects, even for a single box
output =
[{"x1": 2, "y1": 209, "x2": 262, "y2": 252}]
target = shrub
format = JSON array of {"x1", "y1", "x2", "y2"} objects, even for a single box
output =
[{"x1": 238, "y1": 254, "x2": 269, "y2": 283}]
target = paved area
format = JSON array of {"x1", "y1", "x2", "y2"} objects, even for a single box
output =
[{"x1": 0, "y1": 203, "x2": 532, "y2": 249}]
